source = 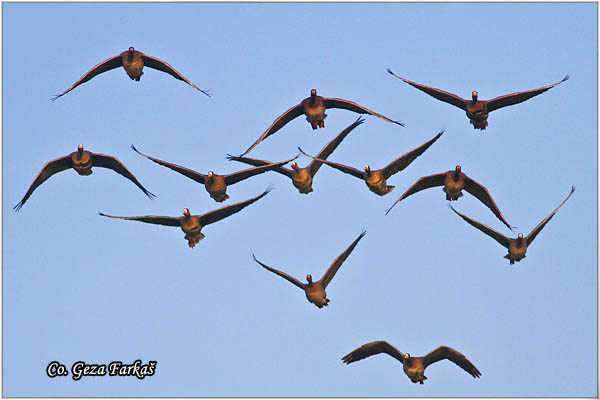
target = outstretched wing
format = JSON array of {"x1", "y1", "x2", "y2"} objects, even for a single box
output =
[
  {"x1": 320, "y1": 230, "x2": 366, "y2": 289},
  {"x1": 98, "y1": 212, "x2": 180, "y2": 227},
  {"x1": 486, "y1": 75, "x2": 569, "y2": 112},
  {"x1": 226, "y1": 154, "x2": 293, "y2": 179},
  {"x1": 51, "y1": 54, "x2": 123, "y2": 100},
  {"x1": 387, "y1": 69, "x2": 468, "y2": 110},
  {"x1": 92, "y1": 153, "x2": 155, "y2": 198},
  {"x1": 381, "y1": 130, "x2": 444, "y2": 179},
  {"x1": 239, "y1": 103, "x2": 305, "y2": 156},
  {"x1": 526, "y1": 185, "x2": 575, "y2": 246},
  {"x1": 298, "y1": 147, "x2": 364, "y2": 180},
  {"x1": 140, "y1": 53, "x2": 211, "y2": 97},
  {"x1": 131, "y1": 144, "x2": 207, "y2": 184},
  {"x1": 385, "y1": 172, "x2": 446, "y2": 215},
  {"x1": 322, "y1": 98, "x2": 404, "y2": 126},
  {"x1": 422, "y1": 346, "x2": 481, "y2": 378},
  {"x1": 308, "y1": 117, "x2": 365, "y2": 177},
  {"x1": 342, "y1": 340, "x2": 405, "y2": 364},
  {"x1": 449, "y1": 204, "x2": 510, "y2": 249},
  {"x1": 198, "y1": 187, "x2": 272, "y2": 226},
  {"x1": 224, "y1": 154, "x2": 298, "y2": 185},
  {"x1": 463, "y1": 175, "x2": 514, "y2": 231},
  {"x1": 252, "y1": 253, "x2": 306, "y2": 290},
  {"x1": 14, "y1": 155, "x2": 73, "y2": 211}
]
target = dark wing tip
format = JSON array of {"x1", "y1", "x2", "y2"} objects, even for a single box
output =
[
  {"x1": 13, "y1": 202, "x2": 23, "y2": 212},
  {"x1": 264, "y1": 185, "x2": 275, "y2": 195},
  {"x1": 50, "y1": 94, "x2": 62, "y2": 101},
  {"x1": 570, "y1": 185, "x2": 576, "y2": 194},
  {"x1": 386, "y1": 68, "x2": 394, "y2": 75},
  {"x1": 146, "y1": 190, "x2": 157, "y2": 199},
  {"x1": 98, "y1": 212, "x2": 107, "y2": 216},
  {"x1": 130, "y1": 144, "x2": 142, "y2": 155},
  {"x1": 562, "y1": 74, "x2": 570, "y2": 82},
  {"x1": 341, "y1": 354, "x2": 353, "y2": 364},
  {"x1": 199, "y1": 89, "x2": 212, "y2": 98},
  {"x1": 359, "y1": 229, "x2": 367, "y2": 238}
]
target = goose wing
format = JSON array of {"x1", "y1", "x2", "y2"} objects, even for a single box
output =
[
  {"x1": 51, "y1": 53, "x2": 123, "y2": 100},
  {"x1": 308, "y1": 117, "x2": 364, "y2": 177},
  {"x1": 140, "y1": 53, "x2": 211, "y2": 97},
  {"x1": 131, "y1": 144, "x2": 207, "y2": 184},
  {"x1": 298, "y1": 147, "x2": 364, "y2": 179},
  {"x1": 252, "y1": 254, "x2": 306, "y2": 290},
  {"x1": 226, "y1": 154, "x2": 293, "y2": 178},
  {"x1": 320, "y1": 230, "x2": 366, "y2": 289},
  {"x1": 422, "y1": 346, "x2": 481, "y2": 378},
  {"x1": 526, "y1": 185, "x2": 575, "y2": 246},
  {"x1": 387, "y1": 69, "x2": 468, "y2": 110},
  {"x1": 449, "y1": 204, "x2": 510, "y2": 248},
  {"x1": 91, "y1": 153, "x2": 155, "y2": 198},
  {"x1": 463, "y1": 175, "x2": 514, "y2": 231},
  {"x1": 197, "y1": 187, "x2": 271, "y2": 227},
  {"x1": 98, "y1": 212, "x2": 180, "y2": 227},
  {"x1": 381, "y1": 130, "x2": 444, "y2": 179},
  {"x1": 486, "y1": 75, "x2": 569, "y2": 112},
  {"x1": 239, "y1": 103, "x2": 305, "y2": 156},
  {"x1": 342, "y1": 340, "x2": 405, "y2": 364},
  {"x1": 322, "y1": 98, "x2": 404, "y2": 126},
  {"x1": 385, "y1": 172, "x2": 446, "y2": 215},
  {"x1": 14, "y1": 155, "x2": 73, "y2": 211},
  {"x1": 224, "y1": 154, "x2": 298, "y2": 185}
]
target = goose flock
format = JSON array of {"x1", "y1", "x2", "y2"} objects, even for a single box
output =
[{"x1": 14, "y1": 46, "x2": 574, "y2": 389}]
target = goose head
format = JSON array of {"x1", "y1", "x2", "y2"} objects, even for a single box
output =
[{"x1": 472, "y1": 91, "x2": 478, "y2": 101}]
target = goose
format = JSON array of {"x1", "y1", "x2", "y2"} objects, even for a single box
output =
[
  {"x1": 14, "y1": 144, "x2": 154, "y2": 211},
  {"x1": 342, "y1": 341, "x2": 481, "y2": 384},
  {"x1": 386, "y1": 165, "x2": 514, "y2": 231},
  {"x1": 252, "y1": 230, "x2": 366, "y2": 308},
  {"x1": 51, "y1": 47, "x2": 210, "y2": 100},
  {"x1": 240, "y1": 89, "x2": 403, "y2": 155},
  {"x1": 229, "y1": 117, "x2": 364, "y2": 194},
  {"x1": 449, "y1": 186, "x2": 575, "y2": 264},
  {"x1": 298, "y1": 129, "x2": 443, "y2": 196},
  {"x1": 99, "y1": 188, "x2": 271, "y2": 248},
  {"x1": 387, "y1": 69, "x2": 568, "y2": 130},
  {"x1": 131, "y1": 144, "x2": 296, "y2": 202}
]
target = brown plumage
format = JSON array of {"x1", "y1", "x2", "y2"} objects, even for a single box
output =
[
  {"x1": 51, "y1": 46, "x2": 210, "y2": 100},
  {"x1": 386, "y1": 165, "x2": 514, "y2": 231},
  {"x1": 342, "y1": 341, "x2": 481, "y2": 384},
  {"x1": 387, "y1": 69, "x2": 568, "y2": 130},
  {"x1": 449, "y1": 185, "x2": 575, "y2": 265},
  {"x1": 252, "y1": 230, "x2": 366, "y2": 308},
  {"x1": 131, "y1": 145, "x2": 296, "y2": 202},
  {"x1": 229, "y1": 117, "x2": 364, "y2": 194},
  {"x1": 99, "y1": 188, "x2": 271, "y2": 248},
  {"x1": 14, "y1": 144, "x2": 154, "y2": 211},
  {"x1": 240, "y1": 89, "x2": 403, "y2": 156},
  {"x1": 298, "y1": 129, "x2": 443, "y2": 196}
]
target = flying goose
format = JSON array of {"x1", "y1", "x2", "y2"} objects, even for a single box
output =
[
  {"x1": 298, "y1": 129, "x2": 444, "y2": 196},
  {"x1": 385, "y1": 165, "x2": 514, "y2": 231},
  {"x1": 342, "y1": 341, "x2": 481, "y2": 384},
  {"x1": 51, "y1": 47, "x2": 211, "y2": 100},
  {"x1": 99, "y1": 188, "x2": 271, "y2": 248},
  {"x1": 14, "y1": 144, "x2": 154, "y2": 211},
  {"x1": 449, "y1": 185, "x2": 575, "y2": 264},
  {"x1": 252, "y1": 230, "x2": 366, "y2": 308},
  {"x1": 240, "y1": 89, "x2": 403, "y2": 156},
  {"x1": 387, "y1": 69, "x2": 568, "y2": 130},
  {"x1": 131, "y1": 144, "x2": 296, "y2": 202},
  {"x1": 229, "y1": 117, "x2": 364, "y2": 194}
]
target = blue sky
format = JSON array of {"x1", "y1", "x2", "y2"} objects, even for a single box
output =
[{"x1": 2, "y1": 2, "x2": 597, "y2": 397}]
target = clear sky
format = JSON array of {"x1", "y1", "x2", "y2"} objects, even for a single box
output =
[{"x1": 2, "y1": 2, "x2": 597, "y2": 397}]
